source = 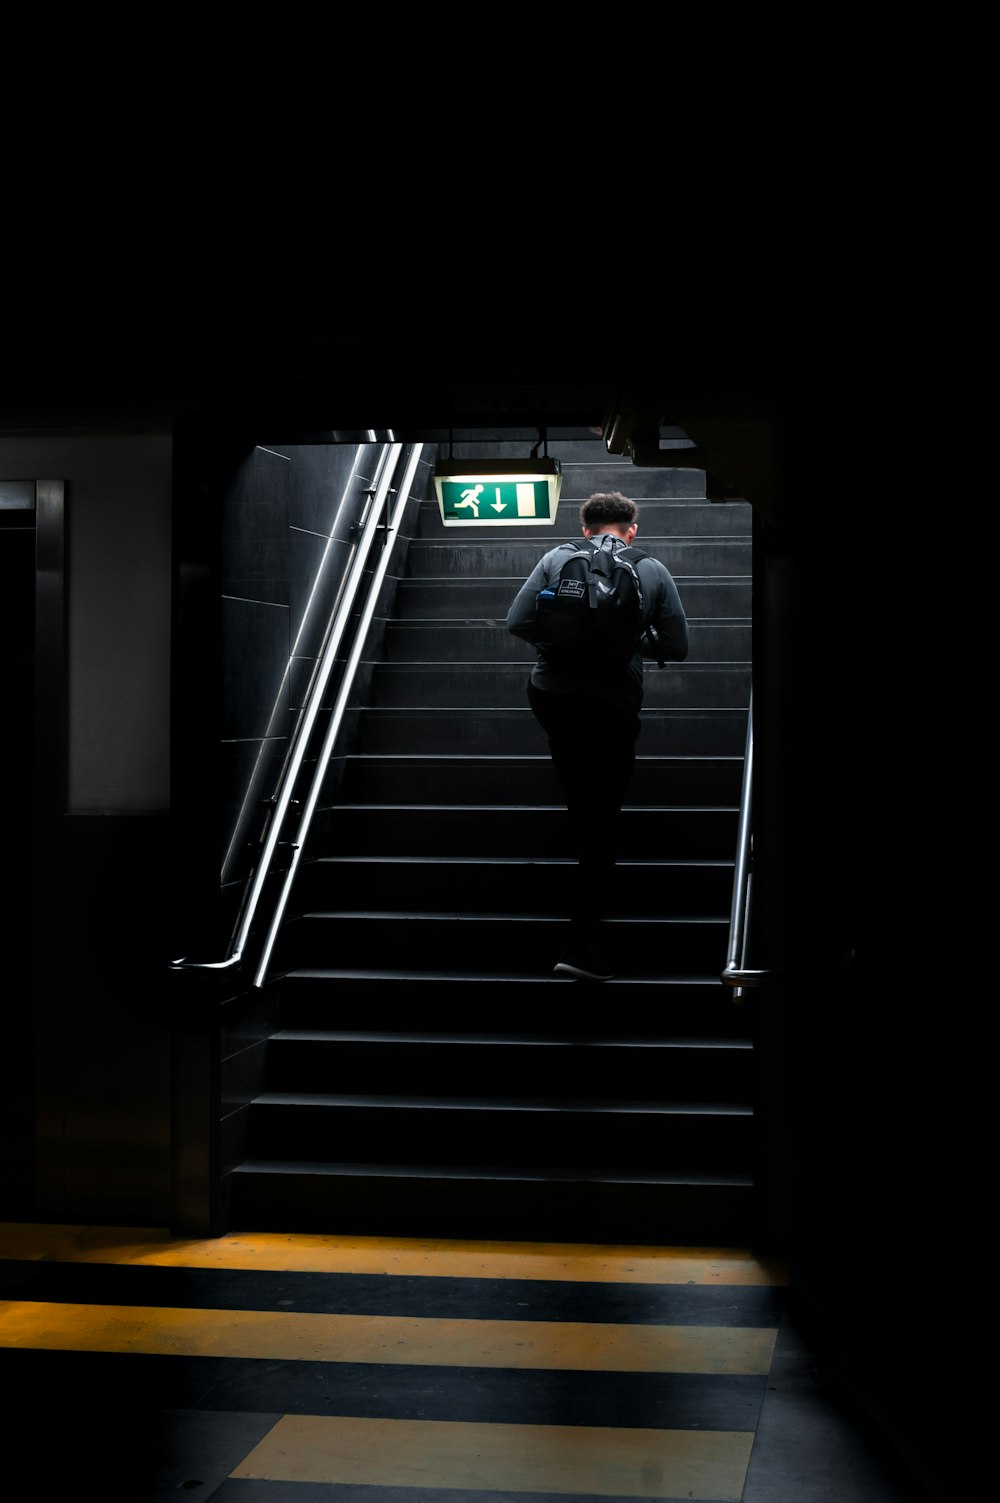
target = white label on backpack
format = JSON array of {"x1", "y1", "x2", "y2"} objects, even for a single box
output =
[{"x1": 557, "y1": 579, "x2": 587, "y2": 599}]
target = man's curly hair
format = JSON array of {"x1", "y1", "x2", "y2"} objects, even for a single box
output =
[{"x1": 580, "y1": 491, "x2": 639, "y2": 531}]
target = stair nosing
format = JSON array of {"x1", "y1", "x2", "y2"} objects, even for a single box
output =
[
  {"x1": 279, "y1": 969, "x2": 728, "y2": 987},
  {"x1": 271, "y1": 1030, "x2": 751, "y2": 1049},
  {"x1": 311, "y1": 855, "x2": 735, "y2": 867},
  {"x1": 252, "y1": 1091, "x2": 754, "y2": 1115},
  {"x1": 232, "y1": 1160, "x2": 754, "y2": 1187}
]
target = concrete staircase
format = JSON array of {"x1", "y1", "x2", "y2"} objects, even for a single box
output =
[{"x1": 229, "y1": 434, "x2": 755, "y2": 1244}]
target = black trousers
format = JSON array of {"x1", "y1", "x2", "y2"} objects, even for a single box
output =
[{"x1": 527, "y1": 680, "x2": 641, "y2": 938}]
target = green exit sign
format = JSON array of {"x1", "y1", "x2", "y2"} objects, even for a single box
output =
[{"x1": 433, "y1": 459, "x2": 562, "y2": 527}]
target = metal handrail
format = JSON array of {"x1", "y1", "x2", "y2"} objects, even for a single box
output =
[
  {"x1": 251, "y1": 440, "x2": 423, "y2": 989},
  {"x1": 171, "y1": 441, "x2": 422, "y2": 978},
  {"x1": 721, "y1": 691, "x2": 769, "y2": 995}
]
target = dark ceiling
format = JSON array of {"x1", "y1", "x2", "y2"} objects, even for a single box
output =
[
  {"x1": 2, "y1": 275, "x2": 789, "y2": 444},
  {"x1": 2, "y1": 262, "x2": 943, "y2": 568}
]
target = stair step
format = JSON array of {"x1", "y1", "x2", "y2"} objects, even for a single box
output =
[
  {"x1": 273, "y1": 912, "x2": 730, "y2": 976},
  {"x1": 392, "y1": 576, "x2": 752, "y2": 617},
  {"x1": 405, "y1": 538, "x2": 751, "y2": 578},
  {"x1": 329, "y1": 754, "x2": 745, "y2": 805},
  {"x1": 548, "y1": 467, "x2": 711, "y2": 501},
  {"x1": 381, "y1": 619, "x2": 752, "y2": 662},
  {"x1": 308, "y1": 805, "x2": 740, "y2": 859},
  {"x1": 352, "y1": 706, "x2": 749, "y2": 756},
  {"x1": 226, "y1": 1161, "x2": 755, "y2": 1244},
  {"x1": 243, "y1": 1093, "x2": 753, "y2": 1171},
  {"x1": 272, "y1": 971, "x2": 746, "y2": 1037},
  {"x1": 264, "y1": 1032, "x2": 752, "y2": 1098},
  {"x1": 435, "y1": 438, "x2": 710, "y2": 484},
  {"x1": 295, "y1": 856, "x2": 734, "y2": 916},
  {"x1": 233, "y1": 1158, "x2": 754, "y2": 1187},
  {"x1": 414, "y1": 497, "x2": 754, "y2": 539},
  {"x1": 365, "y1": 662, "x2": 751, "y2": 709}
]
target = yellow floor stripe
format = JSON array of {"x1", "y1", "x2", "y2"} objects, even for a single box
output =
[
  {"x1": 0, "y1": 1303, "x2": 777, "y2": 1373},
  {"x1": 0, "y1": 1224, "x2": 788, "y2": 1285},
  {"x1": 233, "y1": 1413, "x2": 754, "y2": 1499}
]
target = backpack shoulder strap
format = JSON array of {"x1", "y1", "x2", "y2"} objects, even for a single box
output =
[
  {"x1": 611, "y1": 547, "x2": 660, "y2": 659},
  {"x1": 611, "y1": 548, "x2": 644, "y2": 594}
]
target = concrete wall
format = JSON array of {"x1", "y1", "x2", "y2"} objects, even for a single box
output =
[
  {"x1": 0, "y1": 433, "x2": 174, "y2": 1220},
  {"x1": 0, "y1": 434, "x2": 172, "y2": 812}
]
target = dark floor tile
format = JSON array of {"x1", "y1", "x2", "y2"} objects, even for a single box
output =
[
  {"x1": 742, "y1": 1314, "x2": 936, "y2": 1503},
  {"x1": 0, "y1": 1259, "x2": 784, "y2": 1326},
  {"x1": 0, "y1": 1349, "x2": 767, "y2": 1431}
]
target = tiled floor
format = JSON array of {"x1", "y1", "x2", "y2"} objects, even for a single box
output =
[{"x1": 0, "y1": 1223, "x2": 936, "y2": 1501}]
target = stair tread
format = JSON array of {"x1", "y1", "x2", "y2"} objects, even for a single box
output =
[
  {"x1": 395, "y1": 569, "x2": 753, "y2": 576},
  {"x1": 271, "y1": 1030, "x2": 750, "y2": 1048},
  {"x1": 282, "y1": 968, "x2": 728, "y2": 986},
  {"x1": 313, "y1": 803, "x2": 740, "y2": 813},
  {"x1": 297, "y1": 911, "x2": 728, "y2": 923},
  {"x1": 406, "y1": 564, "x2": 752, "y2": 571},
  {"x1": 308, "y1": 859, "x2": 730, "y2": 871},
  {"x1": 370, "y1": 659, "x2": 752, "y2": 667},
  {"x1": 380, "y1": 616, "x2": 753, "y2": 624},
  {"x1": 253, "y1": 1091, "x2": 752, "y2": 1114},
  {"x1": 233, "y1": 1159, "x2": 753, "y2": 1186},
  {"x1": 335, "y1": 753, "x2": 745, "y2": 761},
  {"x1": 360, "y1": 704, "x2": 750, "y2": 711}
]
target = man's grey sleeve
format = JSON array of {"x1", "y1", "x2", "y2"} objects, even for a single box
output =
[
  {"x1": 505, "y1": 557, "x2": 550, "y2": 643},
  {"x1": 648, "y1": 564, "x2": 690, "y2": 662}
]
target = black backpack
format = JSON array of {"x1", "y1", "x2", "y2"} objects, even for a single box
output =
[{"x1": 534, "y1": 540, "x2": 666, "y2": 669}]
